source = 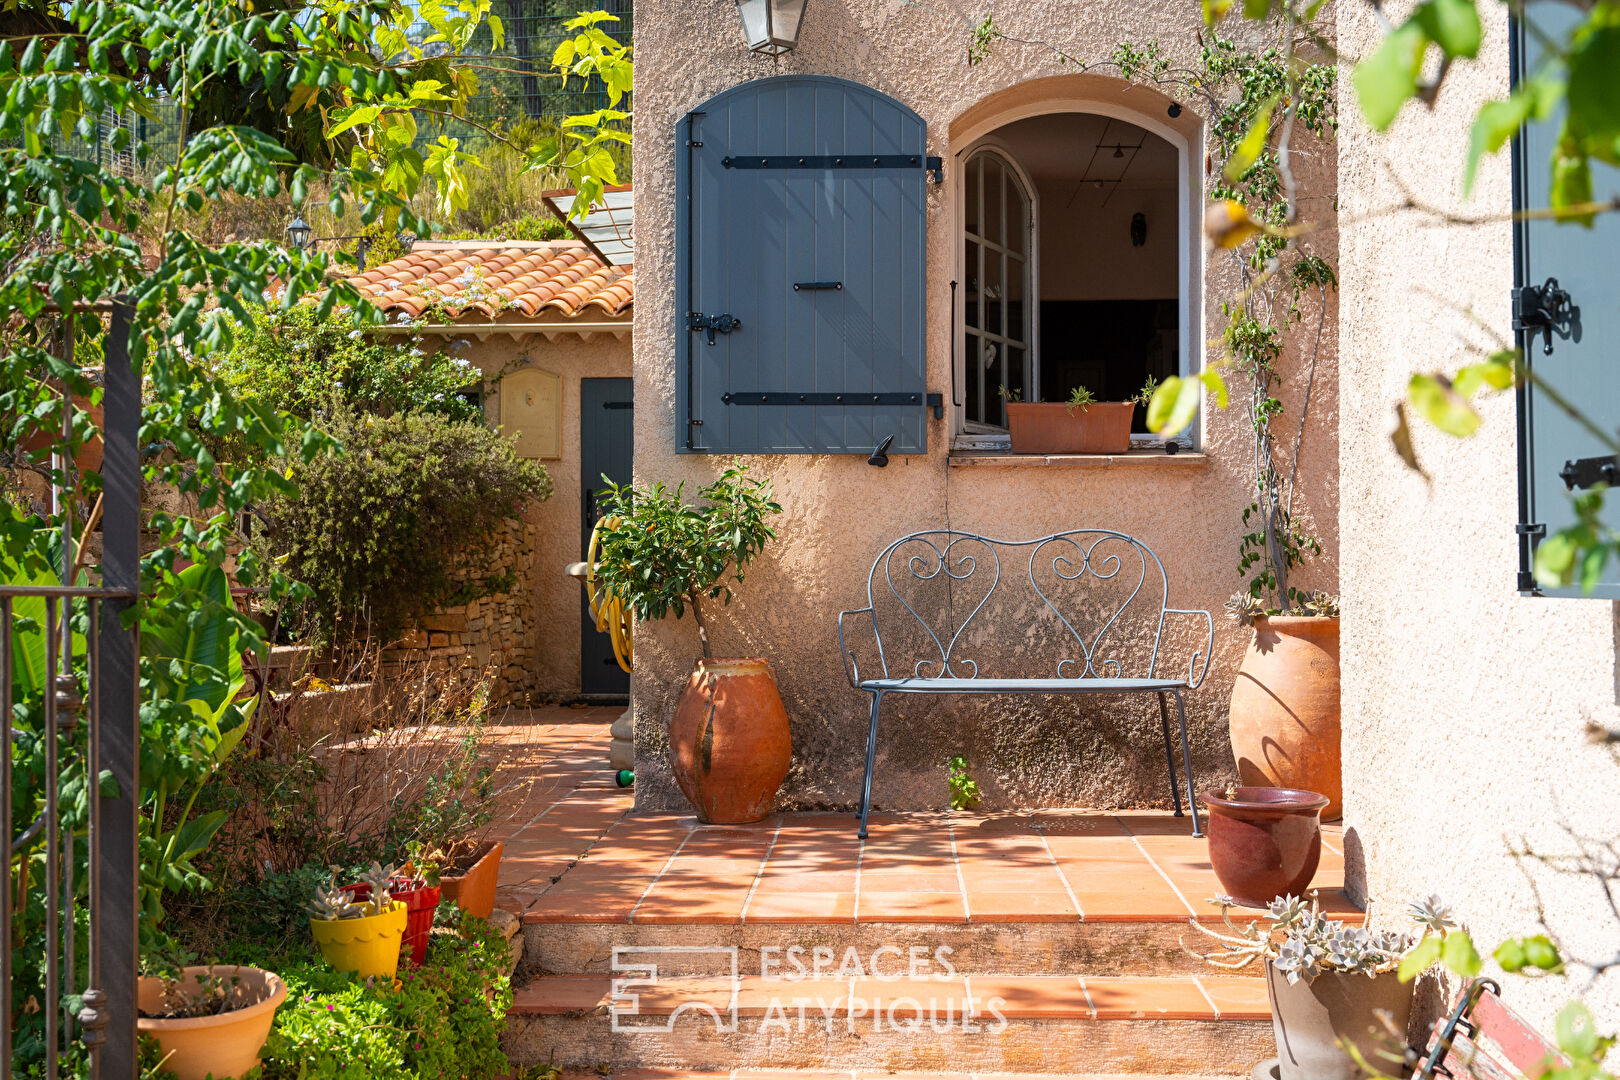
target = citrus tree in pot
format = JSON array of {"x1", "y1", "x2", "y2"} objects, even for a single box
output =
[{"x1": 594, "y1": 463, "x2": 785, "y2": 824}]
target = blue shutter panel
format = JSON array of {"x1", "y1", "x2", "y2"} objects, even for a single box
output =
[
  {"x1": 677, "y1": 75, "x2": 932, "y2": 454},
  {"x1": 1513, "y1": 8, "x2": 1620, "y2": 597}
]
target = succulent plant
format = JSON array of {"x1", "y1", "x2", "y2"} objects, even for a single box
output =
[
  {"x1": 1303, "y1": 590, "x2": 1341, "y2": 618},
  {"x1": 307, "y1": 879, "x2": 366, "y2": 921},
  {"x1": 1225, "y1": 590, "x2": 1266, "y2": 626},
  {"x1": 358, "y1": 861, "x2": 401, "y2": 904},
  {"x1": 1186, "y1": 891, "x2": 1417, "y2": 984}
]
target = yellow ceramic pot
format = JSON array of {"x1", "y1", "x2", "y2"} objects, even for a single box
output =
[
  {"x1": 136, "y1": 965, "x2": 287, "y2": 1080},
  {"x1": 309, "y1": 900, "x2": 407, "y2": 979}
]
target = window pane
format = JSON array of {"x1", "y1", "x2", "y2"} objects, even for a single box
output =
[
  {"x1": 1006, "y1": 178, "x2": 1025, "y2": 257},
  {"x1": 1006, "y1": 254, "x2": 1024, "y2": 346},
  {"x1": 985, "y1": 252, "x2": 1003, "y2": 335},
  {"x1": 984, "y1": 157, "x2": 1003, "y2": 248},
  {"x1": 964, "y1": 156, "x2": 980, "y2": 237},
  {"x1": 964, "y1": 240, "x2": 980, "y2": 329},
  {"x1": 965, "y1": 330, "x2": 983, "y2": 423},
  {"x1": 1004, "y1": 346, "x2": 1026, "y2": 418}
]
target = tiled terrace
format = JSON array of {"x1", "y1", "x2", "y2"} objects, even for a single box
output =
[{"x1": 482, "y1": 708, "x2": 1358, "y2": 927}]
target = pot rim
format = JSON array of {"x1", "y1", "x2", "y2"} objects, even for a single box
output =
[
  {"x1": 1004, "y1": 400, "x2": 1136, "y2": 410},
  {"x1": 1249, "y1": 614, "x2": 1340, "y2": 628},
  {"x1": 441, "y1": 838, "x2": 503, "y2": 881},
  {"x1": 136, "y1": 965, "x2": 288, "y2": 1032},
  {"x1": 1201, "y1": 786, "x2": 1331, "y2": 813}
]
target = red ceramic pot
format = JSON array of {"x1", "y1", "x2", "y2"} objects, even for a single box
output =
[
  {"x1": 1201, "y1": 786, "x2": 1329, "y2": 908},
  {"x1": 342, "y1": 879, "x2": 441, "y2": 967}
]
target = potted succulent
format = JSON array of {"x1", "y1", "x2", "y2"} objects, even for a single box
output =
[
  {"x1": 1002, "y1": 377, "x2": 1158, "y2": 455},
  {"x1": 136, "y1": 966, "x2": 287, "y2": 1080},
  {"x1": 1189, "y1": 893, "x2": 1426, "y2": 1080},
  {"x1": 1227, "y1": 590, "x2": 1343, "y2": 818},
  {"x1": 342, "y1": 854, "x2": 442, "y2": 967},
  {"x1": 1201, "y1": 785, "x2": 1331, "y2": 908},
  {"x1": 594, "y1": 463, "x2": 786, "y2": 824},
  {"x1": 307, "y1": 867, "x2": 408, "y2": 980}
]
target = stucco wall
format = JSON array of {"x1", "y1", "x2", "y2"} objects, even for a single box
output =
[
  {"x1": 1336, "y1": 0, "x2": 1620, "y2": 1029},
  {"x1": 631, "y1": 1, "x2": 1340, "y2": 813},
  {"x1": 452, "y1": 329, "x2": 633, "y2": 698}
]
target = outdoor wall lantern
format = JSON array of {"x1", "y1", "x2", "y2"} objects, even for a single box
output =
[
  {"x1": 285, "y1": 214, "x2": 313, "y2": 252},
  {"x1": 735, "y1": 0, "x2": 807, "y2": 56}
]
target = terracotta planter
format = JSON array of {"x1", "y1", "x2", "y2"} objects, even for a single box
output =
[
  {"x1": 1228, "y1": 616, "x2": 1342, "y2": 819},
  {"x1": 137, "y1": 965, "x2": 287, "y2": 1080},
  {"x1": 440, "y1": 840, "x2": 503, "y2": 919},
  {"x1": 1005, "y1": 401, "x2": 1134, "y2": 454},
  {"x1": 1202, "y1": 786, "x2": 1329, "y2": 907},
  {"x1": 1265, "y1": 962, "x2": 1415, "y2": 1080},
  {"x1": 669, "y1": 656, "x2": 791, "y2": 824},
  {"x1": 21, "y1": 394, "x2": 103, "y2": 473},
  {"x1": 310, "y1": 900, "x2": 407, "y2": 979},
  {"x1": 344, "y1": 879, "x2": 441, "y2": 967}
]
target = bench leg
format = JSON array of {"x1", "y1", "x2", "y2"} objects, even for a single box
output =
[
  {"x1": 1157, "y1": 692, "x2": 1184, "y2": 817},
  {"x1": 857, "y1": 691, "x2": 884, "y2": 840},
  {"x1": 1171, "y1": 688, "x2": 1202, "y2": 837}
]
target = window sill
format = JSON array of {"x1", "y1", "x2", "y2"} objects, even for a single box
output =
[{"x1": 947, "y1": 449, "x2": 1210, "y2": 468}]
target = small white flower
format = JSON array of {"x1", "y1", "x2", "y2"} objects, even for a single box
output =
[{"x1": 347, "y1": 329, "x2": 363, "y2": 339}]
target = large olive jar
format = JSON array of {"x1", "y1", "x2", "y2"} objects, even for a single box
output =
[{"x1": 1228, "y1": 616, "x2": 1342, "y2": 819}]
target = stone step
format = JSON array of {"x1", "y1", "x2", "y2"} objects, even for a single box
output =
[
  {"x1": 536, "y1": 1070, "x2": 1246, "y2": 1080},
  {"x1": 518, "y1": 920, "x2": 1260, "y2": 981},
  {"x1": 502, "y1": 974, "x2": 1271, "y2": 1075}
]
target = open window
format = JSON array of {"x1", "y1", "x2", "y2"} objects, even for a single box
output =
[{"x1": 955, "y1": 112, "x2": 1188, "y2": 450}]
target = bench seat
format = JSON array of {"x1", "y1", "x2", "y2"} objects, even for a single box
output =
[{"x1": 859, "y1": 677, "x2": 1189, "y2": 694}]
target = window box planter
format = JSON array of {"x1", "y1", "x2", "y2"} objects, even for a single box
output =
[
  {"x1": 136, "y1": 965, "x2": 287, "y2": 1080},
  {"x1": 440, "y1": 840, "x2": 504, "y2": 919},
  {"x1": 1005, "y1": 401, "x2": 1134, "y2": 455}
]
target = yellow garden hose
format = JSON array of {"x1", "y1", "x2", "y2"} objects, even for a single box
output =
[{"x1": 584, "y1": 516, "x2": 633, "y2": 673}]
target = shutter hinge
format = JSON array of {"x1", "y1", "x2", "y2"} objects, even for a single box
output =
[
  {"x1": 1517, "y1": 523, "x2": 1545, "y2": 594},
  {"x1": 687, "y1": 139, "x2": 703, "y2": 147},
  {"x1": 1516, "y1": 522, "x2": 1546, "y2": 538}
]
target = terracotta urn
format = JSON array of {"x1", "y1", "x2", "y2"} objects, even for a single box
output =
[
  {"x1": 669, "y1": 656, "x2": 791, "y2": 823},
  {"x1": 1228, "y1": 615, "x2": 1342, "y2": 818},
  {"x1": 1005, "y1": 401, "x2": 1134, "y2": 454},
  {"x1": 136, "y1": 965, "x2": 287, "y2": 1080},
  {"x1": 1202, "y1": 786, "x2": 1329, "y2": 908},
  {"x1": 1265, "y1": 963, "x2": 1415, "y2": 1080}
]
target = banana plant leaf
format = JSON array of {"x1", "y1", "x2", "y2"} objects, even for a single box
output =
[{"x1": 143, "y1": 562, "x2": 244, "y2": 711}]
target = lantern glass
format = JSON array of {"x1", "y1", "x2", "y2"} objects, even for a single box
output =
[
  {"x1": 286, "y1": 214, "x2": 313, "y2": 251},
  {"x1": 735, "y1": 0, "x2": 806, "y2": 56}
]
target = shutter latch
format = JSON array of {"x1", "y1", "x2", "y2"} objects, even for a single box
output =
[
  {"x1": 687, "y1": 311, "x2": 741, "y2": 345},
  {"x1": 1558, "y1": 455, "x2": 1619, "y2": 490},
  {"x1": 1513, "y1": 277, "x2": 1574, "y2": 356}
]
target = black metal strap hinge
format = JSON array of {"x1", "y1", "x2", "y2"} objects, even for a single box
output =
[
  {"x1": 1559, "y1": 455, "x2": 1619, "y2": 490},
  {"x1": 722, "y1": 154, "x2": 945, "y2": 183},
  {"x1": 722, "y1": 391, "x2": 945, "y2": 419}
]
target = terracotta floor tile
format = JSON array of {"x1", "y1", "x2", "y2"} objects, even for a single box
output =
[
  {"x1": 743, "y1": 891, "x2": 857, "y2": 923},
  {"x1": 1198, "y1": 976, "x2": 1271, "y2": 1019},
  {"x1": 855, "y1": 872, "x2": 962, "y2": 893},
  {"x1": 1082, "y1": 977, "x2": 1215, "y2": 1019},
  {"x1": 633, "y1": 890, "x2": 749, "y2": 924},
  {"x1": 510, "y1": 976, "x2": 611, "y2": 1013},
  {"x1": 965, "y1": 891, "x2": 1080, "y2": 922},
  {"x1": 967, "y1": 975, "x2": 1092, "y2": 1018},
  {"x1": 849, "y1": 977, "x2": 971, "y2": 1021},
  {"x1": 524, "y1": 893, "x2": 636, "y2": 922},
  {"x1": 753, "y1": 870, "x2": 858, "y2": 893},
  {"x1": 855, "y1": 891, "x2": 966, "y2": 923}
]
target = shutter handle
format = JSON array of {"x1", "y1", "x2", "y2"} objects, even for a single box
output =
[
  {"x1": 1513, "y1": 277, "x2": 1575, "y2": 356},
  {"x1": 687, "y1": 311, "x2": 742, "y2": 346}
]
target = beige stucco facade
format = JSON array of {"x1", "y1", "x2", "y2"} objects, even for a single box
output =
[
  {"x1": 1336, "y1": 0, "x2": 1620, "y2": 1030},
  {"x1": 629, "y1": 2, "x2": 1340, "y2": 813}
]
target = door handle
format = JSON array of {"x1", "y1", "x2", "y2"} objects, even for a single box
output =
[{"x1": 687, "y1": 311, "x2": 741, "y2": 345}]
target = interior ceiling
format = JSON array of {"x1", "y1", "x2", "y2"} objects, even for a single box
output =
[{"x1": 985, "y1": 112, "x2": 1178, "y2": 192}]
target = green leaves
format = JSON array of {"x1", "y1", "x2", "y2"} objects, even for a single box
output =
[
  {"x1": 1440, "y1": 928, "x2": 1482, "y2": 977},
  {"x1": 1414, "y1": 0, "x2": 1483, "y2": 60},
  {"x1": 1224, "y1": 96, "x2": 1277, "y2": 182},
  {"x1": 1495, "y1": 934, "x2": 1564, "y2": 974},
  {"x1": 1398, "y1": 933, "x2": 1442, "y2": 982},
  {"x1": 1567, "y1": 26, "x2": 1620, "y2": 147},
  {"x1": 1408, "y1": 372, "x2": 1481, "y2": 437},
  {"x1": 1533, "y1": 489, "x2": 1617, "y2": 592},
  {"x1": 1355, "y1": 0, "x2": 1481, "y2": 131}
]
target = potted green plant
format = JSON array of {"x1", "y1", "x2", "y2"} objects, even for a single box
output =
[
  {"x1": 342, "y1": 855, "x2": 442, "y2": 967},
  {"x1": 391, "y1": 716, "x2": 506, "y2": 919},
  {"x1": 307, "y1": 868, "x2": 408, "y2": 980},
  {"x1": 1188, "y1": 893, "x2": 1423, "y2": 1080},
  {"x1": 1002, "y1": 377, "x2": 1157, "y2": 455},
  {"x1": 136, "y1": 966, "x2": 288, "y2": 1080},
  {"x1": 594, "y1": 463, "x2": 785, "y2": 824}
]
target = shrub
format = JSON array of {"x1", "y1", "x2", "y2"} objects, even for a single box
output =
[
  {"x1": 213, "y1": 303, "x2": 485, "y2": 425},
  {"x1": 258, "y1": 409, "x2": 552, "y2": 642}
]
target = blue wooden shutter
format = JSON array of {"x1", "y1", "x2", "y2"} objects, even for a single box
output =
[
  {"x1": 1513, "y1": 8, "x2": 1620, "y2": 596},
  {"x1": 676, "y1": 75, "x2": 935, "y2": 455}
]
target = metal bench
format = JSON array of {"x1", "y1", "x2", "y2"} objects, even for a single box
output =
[{"x1": 837, "y1": 529, "x2": 1213, "y2": 839}]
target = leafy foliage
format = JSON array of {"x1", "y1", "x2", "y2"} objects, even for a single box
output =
[
  {"x1": 536, "y1": 11, "x2": 633, "y2": 220},
  {"x1": 258, "y1": 409, "x2": 552, "y2": 643},
  {"x1": 947, "y1": 755, "x2": 981, "y2": 810},
  {"x1": 212, "y1": 302, "x2": 484, "y2": 424},
  {"x1": 593, "y1": 464, "x2": 782, "y2": 659}
]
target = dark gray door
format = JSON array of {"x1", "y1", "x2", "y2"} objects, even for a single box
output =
[
  {"x1": 581, "y1": 377, "x2": 632, "y2": 696},
  {"x1": 1514, "y1": 7, "x2": 1620, "y2": 597},
  {"x1": 677, "y1": 75, "x2": 933, "y2": 455}
]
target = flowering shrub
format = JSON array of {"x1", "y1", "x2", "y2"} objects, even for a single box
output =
[
  {"x1": 214, "y1": 303, "x2": 485, "y2": 425},
  {"x1": 258, "y1": 409, "x2": 552, "y2": 642}
]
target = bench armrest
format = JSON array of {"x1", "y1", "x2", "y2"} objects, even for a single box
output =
[
  {"x1": 1164, "y1": 608, "x2": 1214, "y2": 690},
  {"x1": 837, "y1": 607, "x2": 879, "y2": 689}
]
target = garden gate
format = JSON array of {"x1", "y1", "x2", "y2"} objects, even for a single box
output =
[{"x1": 3, "y1": 300, "x2": 141, "y2": 1080}]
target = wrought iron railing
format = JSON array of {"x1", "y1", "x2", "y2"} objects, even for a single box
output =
[{"x1": 4, "y1": 299, "x2": 140, "y2": 1079}]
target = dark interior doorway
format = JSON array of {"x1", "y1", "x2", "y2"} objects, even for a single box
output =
[{"x1": 580, "y1": 377, "x2": 632, "y2": 698}]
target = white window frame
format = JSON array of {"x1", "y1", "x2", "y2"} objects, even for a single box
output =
[
  {"x1": 958, "y1": 143, "x2": 1038, "y2": 434},
  {"x1": 950, "y1": 99, "x2": 1200, "y2": 449}
]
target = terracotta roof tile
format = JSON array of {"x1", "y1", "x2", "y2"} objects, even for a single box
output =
[{"x1": 346, "y1": 241, "x2": 633, "y2": 322}]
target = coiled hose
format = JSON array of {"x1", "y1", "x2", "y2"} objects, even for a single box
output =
[{"x1": 584, "y1": 516, "x2": 633, "y2": 674}]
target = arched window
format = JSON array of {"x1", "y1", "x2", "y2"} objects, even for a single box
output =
[{"x1": 961, "y1": 147, "x2": 1034, "y2": 431}]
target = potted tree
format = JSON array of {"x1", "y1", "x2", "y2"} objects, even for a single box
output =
[
  {"x1": 1002, "y1": 378, "x2": 1158, "y2": 455},
  {"x1": 594, "y1": 463, "x2": 786, "y2": 824},
  {"x1": 136, "y1": 967, "x2": 288, "y2": 1080},
  {"x1": 1189, "y1": 893, "x2": 1423, "y2": 1080}
]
